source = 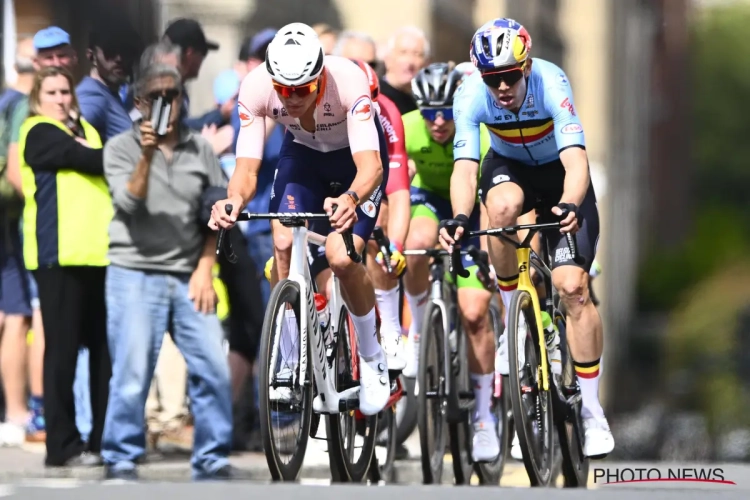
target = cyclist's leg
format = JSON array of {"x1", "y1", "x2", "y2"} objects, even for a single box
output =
[
  {"x1": 325, "y1": 193, "x2": 390, "y2": 416},
  {"x1": 365, "y1": 200, "x2": 406, "y2": 369},
  {"x1": 547, "y1": 183, "x2": 613, "y2": 458},
  {"x1": 457, "y1": 208, "x2": 499, "y2": 461},
  {"x1": 401, "y1": 188, "x2": 444, "y2": 377},
  {"x1": 321, "y1": 134, "x2": 391, "y2": 416},
  {"x1": 479, "y1": 152, "x2": 528, "y2": 330}
]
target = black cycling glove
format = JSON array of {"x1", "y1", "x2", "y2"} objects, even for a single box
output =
[{"x1": 439, "y1": 214, "x2": 470, "y2": 241}]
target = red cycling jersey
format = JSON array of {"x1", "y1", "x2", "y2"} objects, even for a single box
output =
[{"x1": 377, "y1": 94, "x2": 409, "y2": 195}]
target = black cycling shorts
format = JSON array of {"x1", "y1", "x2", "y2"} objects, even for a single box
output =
[{"x1": 478, "y1": 148, "x2": 599, "y2": 272}]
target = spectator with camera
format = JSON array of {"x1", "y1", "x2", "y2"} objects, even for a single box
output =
[{"x1": 101, "y1": 59, "x2": 232, "y2": 481}]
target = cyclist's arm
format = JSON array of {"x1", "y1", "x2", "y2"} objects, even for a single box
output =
[
  {"x1": 345, "y1": 77, "x2": 384, "y2": 202},
  {"x1": 379, "y1": 99, "x2": 410, "y2": 247},
  {"x1": 231, "y1": 72, "x2": 269, "y2": 210},
  {"x1": 545, "y1": 74, "x2": 589, "y2": 207},
  {"x1": 451, "y1": 90, "x2": 482, "y2": 218}
]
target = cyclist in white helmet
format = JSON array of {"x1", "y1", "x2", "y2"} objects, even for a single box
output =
[{"x1": 209, "y1": 22, "x2": 392, "y2": 416}]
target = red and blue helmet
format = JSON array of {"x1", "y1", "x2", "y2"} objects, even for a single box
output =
[{"x1": 469, "y1": 18, "x2": 532, "y2": 72}]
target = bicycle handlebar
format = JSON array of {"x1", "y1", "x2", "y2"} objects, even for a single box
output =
[
  {"x1": 467, "y1": 221, "x2": 584, "y2": 266},
  {"x1": 216, "y1": 204, "x2": 362, "y2": 264}
]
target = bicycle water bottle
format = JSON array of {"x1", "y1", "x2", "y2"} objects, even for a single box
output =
[
  {"x1": 542, "y1": 311, "x2": 562, "y2": 377},
  {"x1": 314, "y1": 293, "x2": 331, "y2": 345}
]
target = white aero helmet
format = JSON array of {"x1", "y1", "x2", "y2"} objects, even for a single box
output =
[{"x1": 265, "y1": 23, "x2": 325, "y2": 86}]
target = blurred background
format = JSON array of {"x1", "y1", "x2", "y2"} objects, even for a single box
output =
[{"x1": 2, "y1": 0, "x2": 749, "y2": 461}]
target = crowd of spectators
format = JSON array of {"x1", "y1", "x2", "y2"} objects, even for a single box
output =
[{"x1": 0, "y1": 11, "x2": 430, "y2": 479}]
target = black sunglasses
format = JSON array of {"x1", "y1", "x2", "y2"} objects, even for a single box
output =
[
  {"x1": 147, "y1": 89, "x2": 180, "y2": 102},
  {"x1": 481, "y1": 67, "x2": 525, "y2": 88}
]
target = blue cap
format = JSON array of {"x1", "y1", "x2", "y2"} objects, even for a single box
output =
[
  {"x1": 33, "y1": 26, "x2": 71, "y2": 51},
  {"x1": 213, "y1": 69, "x2": 240, "y2": 105},
  {"x1": 251, "y1": 28, "x2": 277, "y2": 55}
]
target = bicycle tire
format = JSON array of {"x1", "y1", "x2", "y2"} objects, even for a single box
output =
[
  {"x1": 448, "y1": 320, "x2": 474, "y2": 485},
  {"x1": 369, "y1": 404, "x2": 398, "y2": 483},
  {"x1": 258, "y1": 279, "x2": 313, "y2": 482},
  {"x1": 507, "y1": 289, "x2": 555, "y2": 486},
  {"x1": 327, "y1": 307, "x2": 378, "y2": 482},
  {"x1": 395, "y1": 375, "x2": 418, "y2": 446},
  {"x1": 417, "y1": 301, "x2": 447, "y2": 484},
  {"x1": 475, "y1": 301, "x2": 510, "y2": 485},
  {"x1": 554, "y1": 314, "x2": 590, "y2": 487}
]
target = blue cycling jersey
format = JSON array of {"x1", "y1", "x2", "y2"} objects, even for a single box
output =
[{"x1": 453, "y1": 58, "x2": 585, "y2": 165}]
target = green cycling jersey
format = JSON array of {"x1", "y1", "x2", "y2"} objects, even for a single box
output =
[{"x1": 401, "y1": 109, "x2": 491, "y2": 198}]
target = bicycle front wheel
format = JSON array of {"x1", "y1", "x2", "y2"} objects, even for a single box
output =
[
  {"x1": 507, "y1": 289, "x2": 555, "y2": 486},
  {"x1": 258, "y1": 279, "x2": 313, "y2": 482},
  {"x1": 417, "y1": 301, "x2": 447, "y2": 484}
]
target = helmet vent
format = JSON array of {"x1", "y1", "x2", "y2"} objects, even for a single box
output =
[{"x1": 495, "y1": 33, "x2": 505, "y2": 56}]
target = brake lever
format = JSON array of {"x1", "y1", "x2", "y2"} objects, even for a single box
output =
[
  {"x1": 467, "y1": 246, "x2": 494, "y2": 290},
  {"x1": 331, "y1": 203, "x2": 362, "y2": 264},
  {"x1": 372, "y1": 226, "x2": 393, "y2": 274},
  {"x1": 217, "y1": 204, "x2": 238, "y2": 264}
]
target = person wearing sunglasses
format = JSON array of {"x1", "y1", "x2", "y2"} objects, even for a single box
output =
[
  {"x1": 399, "y1": 62, "x2": 498, "y2": 462},
  {"x1": 438, "y1": 18, "x2": 614, "y2": 461},
  {"x1": 209, "y1": 22, "x2": 393, "y2": 417}
]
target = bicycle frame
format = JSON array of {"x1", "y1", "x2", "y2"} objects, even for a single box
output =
[
  {"x1": 217, "y1": 209, "x2": 362, "y2": 414},
  {"x1": 465, "y1": 222, "x2": 581, "y2": 393}
]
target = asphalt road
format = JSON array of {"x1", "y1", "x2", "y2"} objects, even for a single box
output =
[
  {"x1": 0, "y1": 480, "x2": 747, "y2": 500},
  {"x1": 2, "y1": 434, "x2": 748, "y2": 497}
]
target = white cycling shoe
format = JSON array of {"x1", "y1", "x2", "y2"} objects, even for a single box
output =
[
  {"x1": 382, "y1": 334, "x2": 407, "y2": 372},
  {"x1": 358, "y1": 348, "x2": 390, "y2": 415},
  {"x1": 583, "y1": 415, "x2": 615, "y2": 458},
  {"x1": 472, "y1": 420, "x2": 500, "y2": 463},
  {"x1": 401, "y1": 333, "x2": 419, "y2": 378}
]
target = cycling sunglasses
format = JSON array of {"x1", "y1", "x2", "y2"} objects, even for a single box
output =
[
  {"x1": 481, "y1": 64, "x2": 526, "y2": 88},
  {"x1": 272, "y1": 78, "x2": 319, "y2": 98},
  {"x1": 420, "y1": 107, "x2": 453, "y2": 122}
]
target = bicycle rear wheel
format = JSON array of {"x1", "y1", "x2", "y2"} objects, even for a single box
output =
[
  {"x1": 554, "y1": 313, "x2": 590, "y2": 487},
  {"x1": 417, "y1": 301, "x2": 447, "y2": 484},
  {"x1": 258, "y1": 279, "x2": 313, "y2": 481},
  {"x1": 395, "y1": 374, "x2": 418, "y2": 447},
  {"x1": 327, "y1": 307, "x2": 378, "y2": 482},
  {"x1": 369, "y1": 402, "x2": 398, "y2": 483},
  {"x1": 475, "y1": 301, "x2": 511, "y2": 485},
  {"x1": 507, "y1": 290, "x2": 555, "y2": 486}
]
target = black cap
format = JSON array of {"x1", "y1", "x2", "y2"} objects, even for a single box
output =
[
  {"x1": 164, "y1": 18, "x2": 219, "y2": 55},
  {"x1": 89, "y1": 13, "x2": 143, "y2": 58}
]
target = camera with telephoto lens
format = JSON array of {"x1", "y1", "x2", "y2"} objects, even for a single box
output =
[{"x1": 149, "y1": 89, "x2": 179, "y2": 137}]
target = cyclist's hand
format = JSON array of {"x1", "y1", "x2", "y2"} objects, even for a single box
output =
[
  {"x1": 140, "y1": 120, "x2": 158, "y2": 157},
  {"x1": 376, "y1": 242, "x2": 406, "y2": 278},
  {"x1": 208, "y1": 195, "x2": 243, "y2": 230},
  {"x1": 438, "y1": 215, "x2": 470, "y2": 251},
  {"x1": 551, "y1": 203, "x2": 580, "y2": 234},
  {"x1": 324, "y1": 194, "x2": 358, "y2": 233},
  {"x1": 188, "y1": 265, "x2": 217, "y2": 315}
]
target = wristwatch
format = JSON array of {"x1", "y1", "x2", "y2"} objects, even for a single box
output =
[{"x1": 344, "y1": 190, "x2": 360, "y2": 206}]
